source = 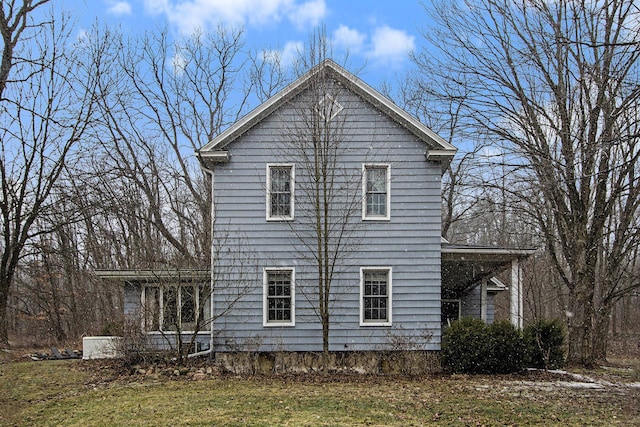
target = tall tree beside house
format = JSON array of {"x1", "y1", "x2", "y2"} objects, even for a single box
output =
[
  {"x1": 275, "y1": 39, "x2": 364, "y2": 366},
  {"x1": 76, "y1": 25, "x2": 264, "y2": 357},
  {"x1": 83, "y1": 25, "x2": 251, "y2": 268},
  {"x1": 0, "y1": 1, "x2": 98, "y2": 344},
  {"x1": 412, "y1": 0, "x2": 640, "y2": 366}
]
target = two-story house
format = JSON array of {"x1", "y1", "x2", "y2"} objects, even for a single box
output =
[{"x1": 101, "y1": 60, "x2": 533, "y2": 364}]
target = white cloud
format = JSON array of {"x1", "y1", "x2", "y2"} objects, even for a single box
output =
[
  {"x1": 288, "y1": 0, "x2": 326, "y2": 30},
  {"x1": 106, "y1": 0, "x2": 132, "y2": 16},
  {"x1": 142, "y1": 0, "x2": 326, "y2": 34},
  {"x1": 263, "y1": 40, "x2": 303, "y2": 69},
  {"x1": 143, "y1": 0, "x2": 169, "y2": 15},
  {"x1": 369, "y1": 25, "x2": 415, "y2": 63},
  {"x1": 332, "y1": 25, "x2": 365, "y2": 53}
]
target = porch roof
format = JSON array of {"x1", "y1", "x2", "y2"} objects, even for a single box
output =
[
  {"x1": 441, "y1": 243, "x2": 536, "y2": 292},
  {"x1": 95, "y1": 269, "x2": 210, "y2": 283}
]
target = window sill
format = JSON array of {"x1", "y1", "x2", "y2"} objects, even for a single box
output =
[
  {"x1": 266, "y1": 216, "x2": 294, "y2": 222},
  {"x1": 359, "y1": 322, "x2": 392, "y2": 327}
]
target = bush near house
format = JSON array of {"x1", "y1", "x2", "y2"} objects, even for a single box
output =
[
  {"x1": 523, "y1": 318, "x2": 566, "y2": 370},
  {"x1": 441, "y1": 317, "x2": 494, "y2": 374},
  {"x1": 486, "y1": 320, "x2": 528, "y2": 374},
  {"x1": 442, "y1": 318, "x2": 564, "y2": 374}
]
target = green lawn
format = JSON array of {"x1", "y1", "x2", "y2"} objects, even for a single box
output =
[{"x1": 1, "y1": 359, "x2": 638, "y2": 426}]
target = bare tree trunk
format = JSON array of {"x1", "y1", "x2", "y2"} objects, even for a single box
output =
[{"x1": 592, "y1": 305, "x2": 612, "y2": 363}]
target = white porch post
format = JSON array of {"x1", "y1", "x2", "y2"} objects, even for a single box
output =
[
  {"x1": 480, "y1": 278, "x2": 488, "y2": 322},
  {"x1": 510, "y1": 258, "x2": 523, "y2": 328}
]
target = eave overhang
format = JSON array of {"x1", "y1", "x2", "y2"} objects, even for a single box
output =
[{"x1": 199, "y1": 150, "x2": 229, "y2": 163}]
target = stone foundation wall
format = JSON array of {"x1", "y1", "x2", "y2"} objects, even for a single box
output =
[{"x1": 215, "y1": 351, "x2": 442, "y2": 375}]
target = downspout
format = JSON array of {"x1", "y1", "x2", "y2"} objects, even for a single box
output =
[{"x1": 191, "y1": 161, "x2": 216, "y2": 359}]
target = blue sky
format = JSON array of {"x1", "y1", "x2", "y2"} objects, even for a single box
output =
[{"x1": 70, "y1": 0, "x2": 429, "y2": 88}]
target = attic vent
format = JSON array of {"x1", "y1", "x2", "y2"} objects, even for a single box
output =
[{"x1": 316, "y1": 93, "x2": 343, "y2": 121}]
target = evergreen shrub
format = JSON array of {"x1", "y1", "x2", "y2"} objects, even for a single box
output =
[
  {"x1": 441, "y1": 317, "x2": 491, "y2": 374},
  {"x1": 523, "y1": 318, "x2": 566, "y2": 370},
  {"x1": 442, "y1": 318, "x2": 529, "y2": 374}
]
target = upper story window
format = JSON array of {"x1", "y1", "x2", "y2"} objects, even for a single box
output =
[
  {"x1": 266, "y1": 164, "x2": 294, "y2": 220},
  {"x1": 360, "y1": 267, "x2": 392, "y2": 326},
  {"x1": 362, "y1": 164, "x2": 390, "y2": 220},
  {"x1": 263, "y1": 268, "x2": 295, "y2": 326},
  {"x1": 142, "y1": 284, "x2": 211, "y2": 333}
]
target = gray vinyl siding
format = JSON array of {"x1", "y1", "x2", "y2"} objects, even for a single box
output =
[
  {"x1": 460, "y1": 285, "x2": 496, "y2": 324},
  {"x1": 211, "y1": 80, "x2": 442, "y2": 352}
]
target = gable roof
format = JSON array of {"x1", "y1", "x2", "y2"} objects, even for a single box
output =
[{"x1": 197, "y1": 59, "x2": 457, "y2": 164}]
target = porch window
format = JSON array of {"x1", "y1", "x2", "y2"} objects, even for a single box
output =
[
  {"x1": 263, "y1": 268, "x2": 295, "y2": 326},
  {"x1": 142, "y1": 284, "x2": 211, "y2": 332},
  {"x1": 360, "y1": 267, "x2": 392, "y2": 326},
  {"x1": 362, "y1": 164, "x2": 390, "y2": 220},
  {"x1": 267, "y1": 164, "x2": 294, "y2": 220}
]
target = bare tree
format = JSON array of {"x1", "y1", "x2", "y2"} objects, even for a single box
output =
[
  {"x1": 271, "y1": 31, "x2": 364, "y2": 368},
  {"x1": 66, "y1": 24, "x2": 263, "y2": 358},
  {"x1": 386, "y1": 75, "x2": 489, "y2": 242},
  {"x1": 82, "y1": 24, "x2": 252, "y2": 270},
  {"x1": 413, "y1": 0, "x2": 640, "y2": 366},
  {"x1": 0, "y1": 2, "x2": 97, "y2": 344}
]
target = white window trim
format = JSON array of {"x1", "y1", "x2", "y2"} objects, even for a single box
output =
[
  {"x1": 362, "y1": 164, "x2": 391, "y2": 221},
  {"x1": 263, "y1": 267, "x2": 296, "y2": 327},
  {"x1": 141, "y1": 283, "x2": 211, "y2": 334},
  {"x1": 359, "y1": 267, "x2": 392, "y2": 326},
  {"x1": 266, "y1": 163, "x2": 295, "y2": 221}
]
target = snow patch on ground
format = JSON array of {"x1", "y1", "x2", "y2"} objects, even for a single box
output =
[{"x1": 519, "y1": 368, "x2": 640, "y2": 390}]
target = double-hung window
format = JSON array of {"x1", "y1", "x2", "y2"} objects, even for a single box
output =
[
  {"x1": 263, "y1": 268, "x2": 295, "y2": 326},
  {"x1": 360, "y1": 267, "x2": 392, "y2": 326},
  {"x1": 267, "y1": 164, "x2": 294, "y2": 220},
  {"x1": 363, "y1": 164, "x2": 390, "y2": 220},
  {"x1": 142, "y1": 284, "x2": 211, "y2": 332}
]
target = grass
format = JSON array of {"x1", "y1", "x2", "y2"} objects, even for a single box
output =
[{"x1": 1, "y1": 359, "x2": 638, "y2": 426}]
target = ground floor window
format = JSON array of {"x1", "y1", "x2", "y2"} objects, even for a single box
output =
[
  {"x1": 142, "y1": 284, "x2": 211, "y2": 332},
  {"x1": 441, "y1": 299, "x2": 461, "y2": 327},
  {"x1": 263, "y1": 268, "x2": 295, "y2": 326},
  {"x1": 360, "y1": 267, "x2": 392, "y2": 326}
]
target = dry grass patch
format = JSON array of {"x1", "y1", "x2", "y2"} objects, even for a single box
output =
[{"x1": 0, "y1": 359, "x2": 638, "y2": 426}]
